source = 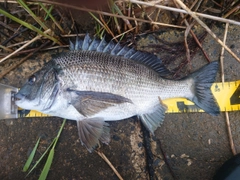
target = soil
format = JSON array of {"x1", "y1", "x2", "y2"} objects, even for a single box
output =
[{"x1": 1, "y1": 8, "x2": 240, "y2": 180}]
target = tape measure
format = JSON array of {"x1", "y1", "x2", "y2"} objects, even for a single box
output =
[
  {"x1": 164, "y1": 80, "x2": 240, "y2": 113},
  {"x1": 18, "y1": 80, "x2": 240, "y2": 117},
  {"x1": 18, "y1": 108, "x2": 49, "y2": 118}
]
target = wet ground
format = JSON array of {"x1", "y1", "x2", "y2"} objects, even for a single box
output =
[{"x1": 1, "y1": 21, "x2": 240, "y2": 179}]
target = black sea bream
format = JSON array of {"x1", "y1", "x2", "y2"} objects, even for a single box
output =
[{"x1": 15, "y1": 34, "x2": 220, "y2": 152}]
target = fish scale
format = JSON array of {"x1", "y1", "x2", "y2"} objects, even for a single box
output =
[
  {"x1": 15, "y1": 34, "x2": 220, "y2": 152},
  {"x1": 57, "y1": 51, "x2": 188, "y2": 103}
]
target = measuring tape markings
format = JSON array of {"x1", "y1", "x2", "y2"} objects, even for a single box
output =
[
  {"x1": 19, "y1": 81, "x2": 240, "y2": 117},
  {"x1": 164, "y1": 80, "x2": 240, "y2": 113}
]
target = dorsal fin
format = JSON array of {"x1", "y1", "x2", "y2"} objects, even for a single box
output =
[
  {"x1": 82, "y1": 33, "x2": 92, "y2": 50},
  {"x1": 70, "y1": 34, "x2": 170, "y2": 76},
  {"x1": 103, "y1": 40, "x2": 115, "y2": 53}
]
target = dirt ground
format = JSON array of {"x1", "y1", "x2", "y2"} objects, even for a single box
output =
[{"x1": 1, "y1": 14, "x2": 240, "y2": 180}]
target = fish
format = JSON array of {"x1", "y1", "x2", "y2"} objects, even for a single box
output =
[{"x1": 15, "y1": 34, "x2": 220, "y2": 152}]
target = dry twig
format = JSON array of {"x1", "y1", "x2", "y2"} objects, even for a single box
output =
[
  {"x1": 184, "y1": 22, "x2": 194, "y2": 65},
  {"x1": 111, "y1": 27, "x2": 136, "y2": 41},
  {"x1": 29, "y1": 0, "x2": 185, "y2": 29},
  {"x1": 96, "y1": 150, "x2": 124, "y2": 180},
  {"x1": 0, "y1": 40, "x2": 50, "y2": 79},
  {"x1": 220, "y1": 22, "x2": 236, "y2": 155},
  {"x1": 0, "y1": 29, "x2": 52, "y2": 63},
  {"x1": 172, "y1": 0, "x2": 210, "y2": 65},
  {"x1": 128, "y1": 0, "x2": 240, "y2": 26},
  {"x1": 174, "y1": 0, "x2": 240, "y2": 63}
]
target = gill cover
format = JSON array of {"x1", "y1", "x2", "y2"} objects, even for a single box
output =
[{"x1": 15, "y1": 60, "x2": 63, "y2": 110}]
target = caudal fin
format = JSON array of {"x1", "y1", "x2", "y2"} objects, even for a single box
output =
[{"x1": 188, "y1": 61, "x2": 220, "y2": 115}]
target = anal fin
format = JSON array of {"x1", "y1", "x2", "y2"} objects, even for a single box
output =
[
  {"x1": 139, "y1": 101, "x2": 167, "y2": 135},
  {"x1": 77, "y1": 118, "x2": 110, "y2": 152}
]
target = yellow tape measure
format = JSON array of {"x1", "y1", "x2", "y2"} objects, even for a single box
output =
[
  {"x1": 18, "y1": 109, "x2": 49, "y2": 118},
  {"x1": 164, "y1": 80, "x2": 240, "y2": 113},
  {"x1": 18, "y1": 80, "x2": 240, "y2": 117}
]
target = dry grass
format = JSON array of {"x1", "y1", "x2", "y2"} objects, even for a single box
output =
[{"x1": 0, "y1": 0, "x2": 239, "y2": 71}]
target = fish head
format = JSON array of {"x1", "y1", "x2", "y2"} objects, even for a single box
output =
[{"x1": 15, "y1": 60, "x2": 63, "y2": 111}]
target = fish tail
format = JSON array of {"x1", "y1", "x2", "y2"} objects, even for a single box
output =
[{"x1": 188, "y1": 61, "x2": 220, "y2": 115}]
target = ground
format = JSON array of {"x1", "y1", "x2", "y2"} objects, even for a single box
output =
[{"x1": 0, "y1": 14, "x2": 240, "y2": 180}]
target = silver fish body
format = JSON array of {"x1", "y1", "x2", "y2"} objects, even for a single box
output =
[{"x1": 15, "y1": 35, "x2": 220, "y2": 152}]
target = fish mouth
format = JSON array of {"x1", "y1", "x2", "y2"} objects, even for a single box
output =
[
  {"x1": 14, "y1": 93, "x2": 25, "y2": 102},
  {"x1": 14, "y1": 92, "x2": 36, "y2": 110},
  {"x1": 15, "y1": 97, "x2": 21, "y2": 101}
]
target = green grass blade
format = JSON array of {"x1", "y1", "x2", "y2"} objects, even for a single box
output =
[
  {"x1": 109, "y1": 0, "x2": 121, "y2": 34},
  {"x1": 23, "y1": 137, "x2": 41, "y2": 172},
  {"x1": 42, "y1": 4, "x2": 54, "y2": 21},
  {"x1": 109, "y1": 0, "x2": 132, "y2": 29},
  {"x1": 39, "y1": 3, "x2": 65, "y2": 33},
  {"x1": 89, "y1": 12, "x2": 105, "y2": 31},
  {"x1": 25, "y1": 137, "x2": 56, "y2": 177},
  {"x1": 16, "y1": 0, "x2": 48, "y2": 31},
  {"x1": 0, "y1": 8, "x2": 61, "y2": 45},
  {"x1": 38, "y1": 119, "x2": 66, "y2": 180},
  {"x1": 119, "y1": 34, "x2": 125, "y2": 41},
  {"x1": 89, "y1": 12, "x2": 113, "y2": 39},
  {"x1": 38, "y1": 148, "x2": 54, "y2": 180},
  {"x1": 26, "y1": 119, "x2": 66, "y2": 178},
  {"x1": 55, "y1": 119, "x2": 66, "y2": 141}
]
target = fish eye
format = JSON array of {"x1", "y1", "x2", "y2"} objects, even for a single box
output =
[
  {"x1": 55, "y1": 64, "x2": 61, "y2": 69},
  {"x1": 28, "y1": 75, "x2": 36, "y2": 85}
]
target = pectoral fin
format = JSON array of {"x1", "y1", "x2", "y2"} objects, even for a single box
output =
[
  {"x1": 68, "y1": 89, "x2": 132, "y2": 117},
  {"x1": 77, "y1": 118, "x2": 110, "y2": 152},
  {"x1": 139, "y1": 99, "x2": 167, "y2": 135}
]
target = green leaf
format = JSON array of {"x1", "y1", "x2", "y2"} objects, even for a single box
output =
[
  {"x1": 0, "y1": 8, "x2": 61, "y2": 44},
  {"x1": 38, "y1": 148, "x2": 54, "y2": 180},
  {"x1": 39, "y1": 3, "x2": 64, "y2": 33},
  {"x1": 38, "y1": 119, "x2": 66, "y2": 180},
  {"x1": 25, "y1": 138, "x2": 56, "y2": 178},
  {"x1": 23, "y1": 137, "x2": 41, "y2": 172},
  {"x1": 25, "y1": 119, "x2": 66, "y2": 179},
  {"x1": 16, "y1": 0, "x2": 48, "y2": 31}
]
